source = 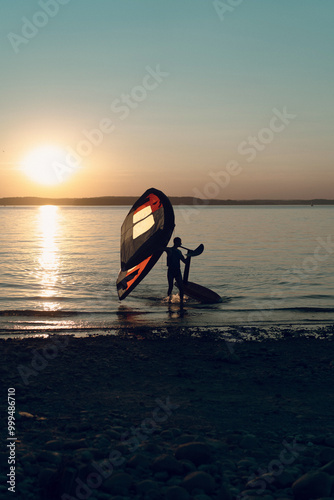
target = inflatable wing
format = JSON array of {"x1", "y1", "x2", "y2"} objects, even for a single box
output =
[{"x1": 116, "y1": 188, "x2": 175, "y2": 300}]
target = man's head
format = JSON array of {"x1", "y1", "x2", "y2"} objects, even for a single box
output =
[{"x1": 173, "y1": 237, "x2": 182, "y2": 247}]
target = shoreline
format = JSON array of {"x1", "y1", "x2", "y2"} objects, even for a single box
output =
[
  {"x1": 1, "y1": 322, "x2": 333, "y2": 340},
  {"x1": 1, "y1": 328, "x2": 334, "y2": 498}
]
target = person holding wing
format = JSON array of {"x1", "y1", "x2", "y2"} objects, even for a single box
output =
[{"x1": 164, "y1": 237, "x2": 187, "y2": 307}]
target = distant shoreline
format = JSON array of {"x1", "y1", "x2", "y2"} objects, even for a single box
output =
[{"x1": 1, "y1": 196, "x2": 334, "y2": 206}]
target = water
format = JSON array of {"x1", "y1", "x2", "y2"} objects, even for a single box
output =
[{"x1": 1, "y1": 205, "x2": 333, "y2": 337}]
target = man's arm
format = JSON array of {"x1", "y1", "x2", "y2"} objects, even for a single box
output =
[{"x1": 179, "y1": 250, "x2": 187, "y2": 264}]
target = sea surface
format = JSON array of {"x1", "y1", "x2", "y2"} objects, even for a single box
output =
[{"x1": 1, "y1": 205, "x2": 333, "y2": 338}]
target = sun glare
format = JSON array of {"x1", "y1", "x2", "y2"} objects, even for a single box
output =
[
  {"x1": 21, "y1": 145, "x2": 70, "y2": 186},
  {"x1": 37, "y1": 205, "x2": 60, "y2": 309}
]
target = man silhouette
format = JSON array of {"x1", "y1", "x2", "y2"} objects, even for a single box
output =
[{"x1": 165, "y1": 237, "x2": 187, "y2": 306}]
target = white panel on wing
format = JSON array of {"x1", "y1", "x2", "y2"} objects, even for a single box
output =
[
  {"x1": 133, "y1": 206, "x2": 152, "y2": 223},
  {"x1": 133, "y1": 214, "x2": 155, "y2": 239}
]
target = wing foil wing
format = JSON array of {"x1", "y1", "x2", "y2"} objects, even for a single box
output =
[{"x1": 116, "y1": 188, "x2": 175, "y2": 300}]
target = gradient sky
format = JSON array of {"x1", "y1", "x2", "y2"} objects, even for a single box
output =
[{"x1": 1, "y1": 0, "x2": 333, "y2": 199}]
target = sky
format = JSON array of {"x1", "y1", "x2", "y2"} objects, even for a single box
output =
[{"x1": 0, "y1": 0, "x2": 333, "y2": 199}]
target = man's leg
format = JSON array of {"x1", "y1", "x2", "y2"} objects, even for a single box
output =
[
  {"x1": 175, "y1": 271, "x2": 184, "y2": 307},
  {"x1": 167, "y1": 269, "x2": 174, "y2": 300}
]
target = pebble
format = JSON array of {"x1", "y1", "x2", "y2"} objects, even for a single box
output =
[
  {"x1": 180, "y1": 459, "x2": 197, "y2": 474},
  {"x1": 102, "y1": 472, "x2": 133, "y2": 495},
  {"x1": 324, "y1": 435, "x2": 334, "y2": 447},
  {"x1": 317, "y1": 446, "x2": 334, "y2": 464},
  {"x1": 165, "y1": 485, "x2": 190, "y2": 500},
  {"x1": 154, "y1": 471, "x2": 169, "y2": 481},
  {"x1": 239, "y1": 434, "x2": 259, "y2": 450},
  {"x1": 128, "y1": 453, "x2": 150, "y2": 469},
  {"x1": 44, "y1": 439, "x2": 64, "y2": 451},
  {"x1": 292, "y1": 470, "x2": 332, "y2": 500},
  {"x1": 160, "y1": 429, "x2": 174, "y2": 440},
  {"x1": 193, "y1": 495, "x2": 213, "y2": 500},
  {"x1": 175, "y1": 434, "x2": 197, "y2": 445},
  {"x1": 151, "y1": 454, "x2": 183, "y2": 474},
  {"x1": 175, "y1": 442, "x2": 212, "y2": 465},
  {"x1": 63, "y1": 438, "x2": 88, "y2": 450},
  {"x1": 135, "y1": 479, "x2": 159, "y2": 493},
  {"x1": 106, "y1": 429, "x2": 122, "y2": 440},
  {"x1": 77, "y1": 449, "x2": 94, "y2": 462},
  {"x1": 8, "y1": 390, "x2": 334, "y2": 500},
  {"x1": 320, "y1": 459, "x2": 334, "y2": 475},
  {"x1": 181, "y1": 471, "x2": 216, "y2": 494},
  {"x1": 217, "y1": 482, "x2": 233, "y2": 500}
]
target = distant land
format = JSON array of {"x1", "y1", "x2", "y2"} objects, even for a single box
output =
[{"x1": 1, "y1": 196, "x2": 334, "y2": 206}]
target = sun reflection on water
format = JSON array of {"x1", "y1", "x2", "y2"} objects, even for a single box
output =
[{"x1": 37, "y1": 205, "x2": 60, "y2": 309}]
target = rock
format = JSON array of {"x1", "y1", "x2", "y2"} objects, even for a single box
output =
[
  {"x1": 145, "y1": 491, "x2": 162, "y2": 500},
  {"x1": 239, "y1": 492, "x2": 268, "y2": 500},
  {"x1": 167, "y1": 476, "x2": 182, "y2": 487},
  {"x1": 103, "y1": 472, "x2": 133, "y2": 495},
  {"x1": 320, "y1": 459, "x2": 334, "y2": 475},
  {"x1": 106, "y1": 429, "x2": 121, "y2": 440},
  {"x1": 63, "y1": 438, "x2": 88, "y2": 450},
  {"x1": 76, "y1": 421, "x2": 93, "y2": 432},
  {"x1": 257, "y1": 469, "x2": 295, "y2": 488},
  {"x1": 77, "y1": 449, "x2": 94, "y2": 462},
  {"x1": 128, "y1": 453, "x2": 150, "y2": 469},
  {"x1": 292, "y1": 470, "x2": 332, "y2": 500},
  {"x1": 160, "y1": 429, "x2": 174, "y2": 440},
  {"x1": 217, "y1": 482, "x2": 233, "y2": 500},
  {"x1": 154, "y1": 471, "x2": 169, "y2": 481},
  {"x1": 142, "y1": 442, "x2": 162, "y2": 454},
  {"x1": 136, "y1": 479, "x2": 159, "y2": 493},
  {"x1": 175, "y1": 434, "x2": 197, "y2": 445},
  {"x1": 175, "y1": 442, "x2": 212, "y2": 465},
  {"x1": 94, "y1": 436, "x2": 110, "y2": 450},
  {"x1": 165, "y1": 485, "x2": 190, "y2": 500},
  {"x1": 45, "y1": 439, "x2": 64, "y2": 451},
  {"x1": 239, "y1": 435, "x2": 258, "y2": 450},
  {"x1": 18, "y1": 411, "x2": 35, "y2": 419},
  {"x1": 180, "y1": 459, "x2": 197, "y2": 474},
  {"x1": 151, "y1": 454, "x2": 183, "y2": 474},
  {"x1": 193, "y1": 495, "x2": 213, "y2": 500},
  {"x1": 225, "y1": 432, "x2": 241, "y2": 445},
  {"x1": 325, "y1": 435, "x2": 334, "y2": 447},
  {"x1": 181, "y1": 471, "x2": 216, "y2": 494},
  {"x1": 237, "y1": 458, "x2": 257, "y2": 470},
  {"x1": 317, "y1": 446, "x2": 334, "y2": 464},
  {"x1": 273, "y1": 469, "x2": 296, "y2": 487}
]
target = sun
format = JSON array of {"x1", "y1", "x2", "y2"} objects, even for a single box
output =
[{"x1": 21, "y1": 145, "x2": 72, "y2": 186}]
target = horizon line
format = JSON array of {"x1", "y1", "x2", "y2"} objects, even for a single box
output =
[{"x1": 1, "y1": 196, "x2": 334, "y2": 206}]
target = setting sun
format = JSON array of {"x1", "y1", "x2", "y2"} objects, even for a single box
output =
[{"x1": 21, "y1": 145, "x2": 71, "y2": 186}]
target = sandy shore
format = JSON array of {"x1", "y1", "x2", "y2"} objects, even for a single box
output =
[{"x1": 1, "y1": 327, "x2": 334, "y2": 499}]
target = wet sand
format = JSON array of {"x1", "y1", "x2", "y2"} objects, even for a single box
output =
[{"x1": 1, "y1": 327, "x2": 334, "y2": 499}]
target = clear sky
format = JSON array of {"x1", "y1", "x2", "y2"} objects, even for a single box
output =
[{"x1": 1, "y1": 0, "x2": 333, "y2": 199}]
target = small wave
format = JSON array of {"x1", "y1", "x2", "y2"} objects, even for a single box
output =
[
  {"x1": 220, "y1": 306, "x2": 334, "y2": 314},
  {"x1": 281, "y1": 306, "x2": 334, "y2": 313},
  {"x1": 301, "y1": 294, "x2": 334, "y2": 300},
  {"x1": 0, "y1": 310, "x2": 79, "y2": 317}
]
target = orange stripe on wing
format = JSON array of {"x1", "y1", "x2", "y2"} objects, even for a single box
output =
[{"x1": 125, "y1": 255, "x2": 152, "y2": 291}]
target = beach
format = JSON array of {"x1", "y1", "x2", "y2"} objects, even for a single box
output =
[{"x1": 2, "y1": 327, "x2": 334, "y2": 499}]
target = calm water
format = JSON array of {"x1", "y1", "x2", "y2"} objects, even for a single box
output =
[{"x1": 0, "y1": 205, "x2": 333, "y2": 337}]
